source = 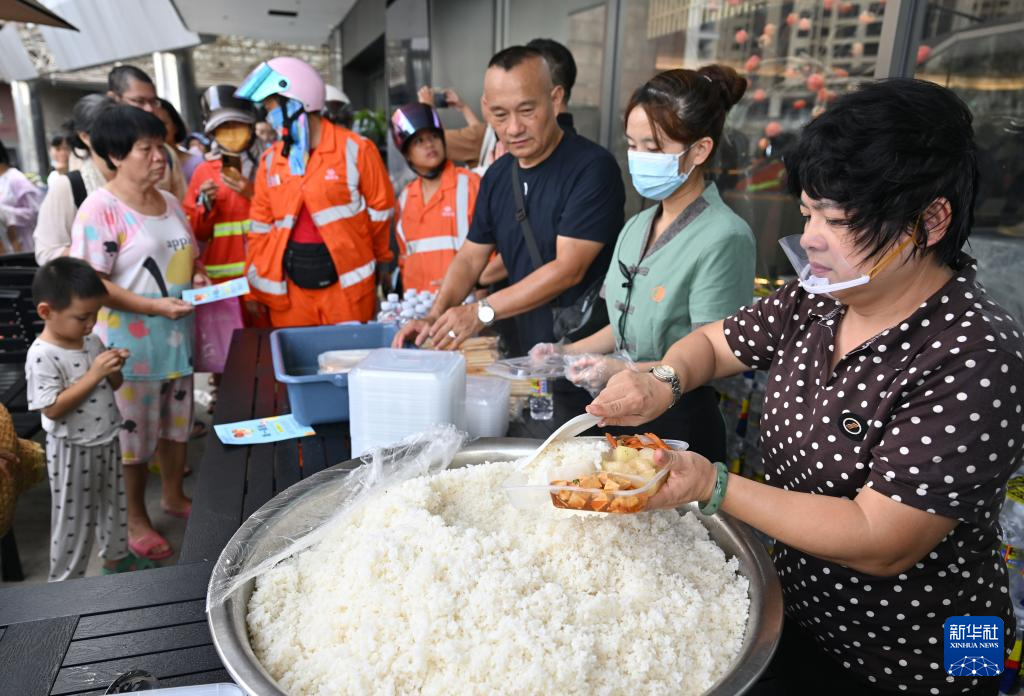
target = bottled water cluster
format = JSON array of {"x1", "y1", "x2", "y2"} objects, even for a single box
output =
[{"x1": 377, "y1": 290, "x2": 436, "y2": 326}]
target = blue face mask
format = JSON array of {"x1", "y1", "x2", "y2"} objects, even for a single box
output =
[
  {"x1": 268, "y1": 98, "x2": 310, "y2": 176},
  {"x1": 627, "y1": 147, "x2": 695, "y2": 201}
]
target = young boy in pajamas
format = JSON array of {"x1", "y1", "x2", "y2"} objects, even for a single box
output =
[{"x1": 26, "y1": 257, "x2": 153, "y2": 580}]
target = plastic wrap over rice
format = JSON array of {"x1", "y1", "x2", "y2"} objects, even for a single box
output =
[{"x1": 246, "y1": 442, "x2": 750, "y2": 695}]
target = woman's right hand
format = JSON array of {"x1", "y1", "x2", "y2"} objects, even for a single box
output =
[
  {"x1": 151, "y1": 297, "x2": 195, "y2": 320},
  {"x1": 392, "y1": 318, "x2": 433, "y2": 348},
  {"x1": 586, "y1": 370, "x2": 675, "y2": 426}
]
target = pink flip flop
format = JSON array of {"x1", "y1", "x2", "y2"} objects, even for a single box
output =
[{"x1": 128, "y1": 530, "x2": 174, "y2": 561}]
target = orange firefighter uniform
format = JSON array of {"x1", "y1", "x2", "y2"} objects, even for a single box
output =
[
  {"x1": 183, "y1": 158, "x2": 250, "y2": 282},
  {"x1": 395, "y1": 161, "x2": 479, "y2": 293},
  {"x1": 245, "y1": 120, "x2": 395, "y2": 326}
]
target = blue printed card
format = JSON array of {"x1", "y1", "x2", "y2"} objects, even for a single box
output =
[
  {"x1": 214, "y1": 414, "x2": 315, "y2": 445},
  {"x1": 943, "y1": 616, "x2": 1004, "y2": 677},
  {"x1": 183, "y1": 277, "x2": 250, "y2": 306}
]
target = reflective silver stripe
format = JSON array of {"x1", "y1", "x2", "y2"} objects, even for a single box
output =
[
  {"x1": 311, "y1": 200, "x2": 364, "y2": 226},
  {"x1": 249, "y1": 221, "x2": 272, "y2": 234},
  {"x1": 455, "y1": 173, "x2": 470, "y2": 245},
  {"x1": 339, "y1": 259, "x2": 376, "y2": 288},
  {"x1": 368, "y1": 206, "x2": 393, "y2": 222},
  {"x1": 395, "y1": 187, "x2": 410, "y2": 249},
  {"x1": 395, "y1": 219, "x2": 407, "y2": 247},
  {"x1": 275, "y1": 215, "x2": 295, "y2": 230},
  {"x1": 398, "y1": 187, "x2": 408, "y2": 208},
  {"x1": 247, "y1": 264, "x2": 287, "y2": 295},
  {"x1": 406, "y1": 236, "x2": 459, "y2": 255}
]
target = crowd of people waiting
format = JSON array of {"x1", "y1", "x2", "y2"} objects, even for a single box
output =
[{"x1": 3, "y1": 33, "x2": 1024, "y2": 696}]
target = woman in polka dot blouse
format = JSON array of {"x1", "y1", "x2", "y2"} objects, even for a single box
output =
[{"x1": 588, "y1": 79, "x2": 1024, "y2": 695}]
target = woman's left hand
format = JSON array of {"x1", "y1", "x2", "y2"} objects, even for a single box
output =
[
  {"x1": 565, "y1": 355, "x2": 629, "y2": 396},
  {"x1": 646, "y1": 449, "x2": 719, "y2": 510},
  {"x1": 192, "y1": 271, "x2": 211, "y2": 288}
]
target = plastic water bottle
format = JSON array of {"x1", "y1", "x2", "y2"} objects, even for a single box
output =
[
  {"x1": 528, "y1": 379, "x2": 554, "y2": 421},
  {"x1": 398, "y1": 308, "x2": 415, "y2": 326},
  {"x1": 387, "y1": 292, "x2": 400, "y2": 304},
  {"x1": 404, "y1": 289, "x2": 417, "y2": 301},
  {"x1": 376, "y1": 302, "x2": 398, "y2": 325}
]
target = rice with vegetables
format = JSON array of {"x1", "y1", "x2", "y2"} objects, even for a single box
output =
[{"x1": 246, "y1": 442, "x2": 750, "y2": 695}]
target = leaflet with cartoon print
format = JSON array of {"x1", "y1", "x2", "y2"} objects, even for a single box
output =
[
  {"x1": 214, "y1": 414, "x2": 316, "y2": 445},
  {"x1": 183, "y1": 277, "x2": 251, "y2": 306}
]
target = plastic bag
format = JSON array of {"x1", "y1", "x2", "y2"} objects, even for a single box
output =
[
  {"x1": 486, "y1": 355, "x2": 565, "y2": 380},
  {"x1": 194, "y1": 297, "x2": 244, "y2": 374},
  {"x1": 206, "y1": 424, "x2": 467, "y2": 610},
  {"x1": 563, "y1": 351, "x2": 636, "y2": 397}
]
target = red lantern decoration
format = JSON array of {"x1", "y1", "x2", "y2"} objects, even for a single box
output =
[
  {"x1": 806, "y1": 73, "x2": 825, "y2": 92},
  {"x1": 916, "y1": 45, "x2": 932, "y2": 64},
  {"x1": 793, "y1": 98, "x2": 807, "y2": 110},
  {"x1": 833, "y1": 67, "x2": 849, "y2": 78},
  {"x1": 745, "y1": 54, "x2": 761, "y2": 73},
  {"x1": 765, "y1": 121, "x2": 783, "y2": 138},
  {"x1": 735, "y1": 29, "x2": 749, "y2": 44},
  {"x1": 752, "y1": 88, "x2": 767, "y2": 102},
  {"x1": 798, "y1": 17, "x2": 812, "y2": 31},
  {"x1": 786, "y1": 12, "x2": 797, "y2": 26},
  {"x1": 762, "y1": 22, "x2": 776, "y2": 36}
]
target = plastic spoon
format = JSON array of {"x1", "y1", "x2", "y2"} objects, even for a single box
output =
[{"x1": 518, "y1": 413, "x2": 600, "y2": 471}]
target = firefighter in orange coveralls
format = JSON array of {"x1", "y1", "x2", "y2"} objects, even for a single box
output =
[
  {"x1": 235, "y1": 57, "x2": 395, "y2": 326},
  {"x1": 390, "y1": 103, "x2": 480, "y2": 294}
]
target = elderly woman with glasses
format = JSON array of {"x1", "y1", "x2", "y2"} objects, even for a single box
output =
[{"x1": 531, "y1": 65, "x2": 755, "y2": 461}]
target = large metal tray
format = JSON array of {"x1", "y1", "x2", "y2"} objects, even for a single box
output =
[{"x1": 207, "y1": 438, "x2": 783, "y2": 695}]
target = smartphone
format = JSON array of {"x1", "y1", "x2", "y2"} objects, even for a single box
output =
[
  {"x1": 221, "y1": 152, "x2": 243, "y2": 181},
  {"x1": 434, "y1": 92, "x2": 448, "y2": 109}
]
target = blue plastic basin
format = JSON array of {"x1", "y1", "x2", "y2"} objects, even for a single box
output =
[{"x1": 270, "y1": 323, "x2": 398, "y2": 425}]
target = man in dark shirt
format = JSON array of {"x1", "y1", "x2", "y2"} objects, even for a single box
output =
[{"x1": 393, "y1": 45, "x2": 624, "y2": 353}]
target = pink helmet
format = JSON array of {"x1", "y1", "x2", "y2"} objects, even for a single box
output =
[{"x1": 235, "y1": 56, "x2": 326, "y2": 112}]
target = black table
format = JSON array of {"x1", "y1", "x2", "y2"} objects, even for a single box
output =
[{"x1": 0, "y1": 328, "x2": 357, "y2": 695}]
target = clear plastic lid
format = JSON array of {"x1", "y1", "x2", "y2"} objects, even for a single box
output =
[
  {"x1": 486, "y1": 355, "x2": 566, "y2": 380},
  {"x1": 387, "y1": 293, "x2": 400, "y2": 303}
]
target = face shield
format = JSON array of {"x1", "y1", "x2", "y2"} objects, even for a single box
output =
[
  {"x1": 235, "y1": 63, "x2": 290, "y2": 105},
  {"x1": 779, "y1": 218, "x2": 920, "y2": 298}
]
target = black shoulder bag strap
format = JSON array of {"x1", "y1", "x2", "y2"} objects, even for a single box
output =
[
  {"x1": 67, "y1": 170, "x2": 87, "y2": 209},
  {"x1": 510, "y1": 161, "x2": 544, "y2": 270}
]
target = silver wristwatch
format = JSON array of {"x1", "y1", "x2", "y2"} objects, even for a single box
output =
[
  {"x1": 477, "y1": 299, "x2": 496, "y2": 326},
  {"x1": 649, "y1": 365, "x2": 682, "y2": 406}
]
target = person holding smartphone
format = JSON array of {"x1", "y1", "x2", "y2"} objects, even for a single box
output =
[{"x1": 183, "y1": 85, "x2": 267, "y2": 374}]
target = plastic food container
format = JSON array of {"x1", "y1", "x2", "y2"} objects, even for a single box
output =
[
  {"x1": 349, "y1": 348, "x2": 466, "y2": 457},
  {"x1": 317, "y1": 349, "x2": 372, "y2": 374},
  {"x1": 486, "y1": 355, "x2": 565, "y2": 380},
  {"x1": 270, "y1": 323, "x2": 398, "y2": 425},
  {"x1": 502, "y1": 437, "x2": 686, "y2": 515},
  {"x1": 465, "y1": 375, "x2": 511, "y2": 438}
]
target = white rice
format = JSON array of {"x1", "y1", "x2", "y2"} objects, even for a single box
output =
[{"x1": 247, "y1": 448, "x2": 750, "y2": 696}]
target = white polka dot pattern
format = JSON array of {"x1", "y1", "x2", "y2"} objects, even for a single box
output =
[{"x1": 722, "y1": 257, "x2": 1024, "y2": 694}]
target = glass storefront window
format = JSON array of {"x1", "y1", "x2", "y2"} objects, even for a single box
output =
[
  {"x1": 914, "y1": 1, "x2": 1024, "y2": 322},
  {"x1": 614, "y1": 0, "x2": 893, "y2": 283}
]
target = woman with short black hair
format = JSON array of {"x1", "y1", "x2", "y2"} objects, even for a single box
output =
[
  {"x1": 589, "y1": 78, "x2": 1024, "y2": 695},
  {"x1": 70, "y1": 104, "x2": 208, "y2": 563},
  {"x1": 34, "y1": 94, "x2": 117, "y2": 264}
]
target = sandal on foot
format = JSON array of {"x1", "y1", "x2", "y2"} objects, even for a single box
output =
[
  {"x1": 101, "y1": 553, "x2": 158, "y2": 574},
  {"x1": 128, "y1": 530, "x2": 174, "y2": 561}
]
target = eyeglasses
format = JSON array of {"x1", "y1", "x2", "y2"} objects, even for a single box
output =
[
  {"x1": 616, "y1": 259, "x2": 638, "y2": 352},
  {"x1": 124, "y1": 95, "x2": 160, "y2": 110}
]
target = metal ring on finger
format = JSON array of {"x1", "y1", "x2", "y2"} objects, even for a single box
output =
[{"x1": 448, "y1": 330, "x2": 457, "y2": 339}]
